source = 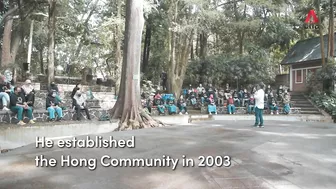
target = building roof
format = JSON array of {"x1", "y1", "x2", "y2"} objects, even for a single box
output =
[{"x1": 281, "y1": 33, "x2": 336, "y2": 65}]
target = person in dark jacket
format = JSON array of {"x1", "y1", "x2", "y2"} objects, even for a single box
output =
[
  {"x1": 268, "y1": 92, "x2": 279, "y2": 114},
  {"x1": 46, "y1": 90, "x2": 63, "y2": 121},
  {"x1": 48, "y1": 81, "x2": 62, "y2": 103},
  {"x1": 71, "y1": 83, "x2": 81, "y2": 99},
  {"x1": 10, "y1": 87, "x2": 35, "y2": 125}
]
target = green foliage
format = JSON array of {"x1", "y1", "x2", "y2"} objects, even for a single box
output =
[
  {"x1": 316, "y1": 63, "x2": 336, "y2": 81},
  {"x1": 310, "y1": 92, "x2": 336, "y2": 118},
  {"x1": 185, "y1": 46, "x2": 276, "y2": 87}
]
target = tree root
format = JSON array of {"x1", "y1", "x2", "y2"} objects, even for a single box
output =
[{"x1": 114, "y1": 108, "x2": 165, "y2": 131}]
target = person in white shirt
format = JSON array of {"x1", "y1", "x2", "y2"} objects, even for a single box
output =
[
  {"x1": 21, "y1": 79, "x2": 35, "y2": 107},
  {"x1": 253, "y1": 82, "x2": 265, "y2": 127},
  {"x1": 197, "y1": 84, "x2": 204, "y2": 98},
  {"x1": 73, "y1": 90, "x2": 91, "y2": 121}
]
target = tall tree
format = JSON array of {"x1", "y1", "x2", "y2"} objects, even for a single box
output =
[
  {"x1": 1, "y1": 0, "x2": 13, "y2": 67},
  {"x1": 110, "y1": 0, "x2": 163, "y2": 131},
  {"x1": 167, "y1": 0, "x2": 195, "y2": 98},
  {"x1": 47, "y1": 0, "x2": 56, "y2": 83},
  {"x1": 316, "y1": 0, "x2": 325, "y2": 66},
  {"x1": 328, "y1": 0, "x2": 334, "y2": 60}
]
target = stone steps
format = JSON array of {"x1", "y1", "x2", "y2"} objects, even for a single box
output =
[
  {"x1": 299, "y1": 107, "x2": 321, "y2": 111},
  {"x1": 289, "y1": 94, "x2": 322, "y2": 115},
  {"x1": 300, "y1": 110, "x2": 322, "y2": 115}
]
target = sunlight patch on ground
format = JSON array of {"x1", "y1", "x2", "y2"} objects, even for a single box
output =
[
  {"x1": 135, "y1": 171, "x2": 207, "y2": 189},
  {"x1": 218, "y1": 140, "x2": 239, "y2": 144},
  {"x1": 48, "y1": 174, "x2": 75, "y2": 184},
  {"x1": 211, "y1": 124, "x2": 223, "y2": 127},
  {"x1": 257, "y1": 131, "x2": 320, "y2": 139},
  {"x1": 0, "y1": 160, "x2": 38, "y2": 178},
  {"x1": 325, "y1": 134, "x2": 336, "y2": 137},
  {"x1": 269, "y1": 142, "x2": 288, "y2": 146},
  {"x1": 183, "y1": 141, "x2": 197, "y2": 145},
  {"x1": 279, "y1": 124, "x2": 291, "y2": 126}
]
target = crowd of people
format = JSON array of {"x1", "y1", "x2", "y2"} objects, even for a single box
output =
[
  {"x1": 141, "y1": 83, "x2": 291, "y2": 116},
  {"x1": 141, "y1": 92, "x2": 188, "y2": 115},
  {"x1": 0, "y1": 77, "x2": 91, "y2": 125}
]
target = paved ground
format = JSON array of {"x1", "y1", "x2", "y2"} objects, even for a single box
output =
[{"x1": 0, "y1": 120, "x2": 336, "y2": 189}]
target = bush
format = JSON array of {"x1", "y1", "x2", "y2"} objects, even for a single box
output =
[{"x1": 310, "y1": 92, "x2": 336, "y2": 118}]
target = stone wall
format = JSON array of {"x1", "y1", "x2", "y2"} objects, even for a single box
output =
[
  {"x1": 0, "y1": 109, "x2": 109, "y2": 124},
  {"x1": 16, "y1": 82, "x2": 114, "y2": 93},
  {"x1": 34, "y1": 90, "x2": 116, "y2": 110},
  {"x1": 33, "y1": 75, "x2": 115, "y2": 87}
]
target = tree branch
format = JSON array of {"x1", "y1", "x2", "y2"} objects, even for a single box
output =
[
  {"x1": 32, "y1": 12, "x2": 48, "y2": 17},
  {"x1": 0, "y1": 6, "x2": 19, "y2": 26}
]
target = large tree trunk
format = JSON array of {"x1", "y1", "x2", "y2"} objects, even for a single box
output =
[
  {"x1": 142, "y1": 20, "x2": 151, "y2": 73},
  {"x1": 110, "y1": 0, "x2": 163, "y2": 131},
  {"x1": 199, "y1": 32, "x2": 208, "y2": 83},
  {"x1": 190, "y1": 37, "x2": 194, "y2": 60},
  {"x1": 39, "y1": 48, "x2": 44, "y2": 74},
  {"x1": 1, "y1": 5, "x2": 13, "y2": 67},
  {"x1": 10, "y1": 30, "x2": 22, "y2": 65},
  {"x1": 114, "y1": 0, "x2": 123, "y2": 94},
  {"x1": 328, "y1": 0, "x2": 334, "y2": 60},
  {"x1": 47, "y1": 0, "x2": 56, "y2": 84}
]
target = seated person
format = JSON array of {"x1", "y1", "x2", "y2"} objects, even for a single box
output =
[
  {"x1": 73, "y1": 90, "x2": 91, "y2": 121},
  {"x1": 21, "y1": 79, "x2": 35, "y2": 107},
  {"x1": 177, "y1": 95, "x2": 188, "y2": 115},
  {"x1": 0, "y1": 76, "x2": 10, "y2": 111},
  {"x1": 10, "y1": 87, "x2": 35, "y2": 125},
  {"x1": 242, "y1": 89, "x2": 249, "y2": 107},
  {"x1": 283, "y1": 92, "x2": 291, "y2": 114},
  {"x1": 201, "y1": 91, "x2": 207, "y2": 105},
  {"x1": 189, "y1": 92, "x2": 197, "y2": 106},
  {"x1": 238, "y1": 89, "x2": 244, "y2": 103},
  {"x1": 265, "y1": 85, "x2": 273, "y2": 96},
  {"x1": 268, "y1": 93, "x2": 279, "y2": 114},
  {"x1": 224, "y1": 84, "x2": 231, "y2": 100},
  {"x1": 247, "y1": 95, "x2": 255, "y2": 114},
  {"x1": 227, "y1": 94, "x2": 236, "y2": 114},
  {"x1": 264, "y1": 94, "x2": 269, "y2": 110},
  {"x1": 197, "y1": 84, "x2": 204, "y2": 98},
  {"x1": 277, "y1": 85, "x2": 284, "y2": 101},
  {"x1": 233, "y1": 91, "x2": 240, "y2": 107},
  {"x1": 157, "y1": 99, "x2": 165, "y2": 115},
  {"x1": 182, "y1": 88, "x2": 188, "y2": 99},
  {"x1": 46, "y1": 90, "x2": 63, "y2": 121},
  {"x1": 207, "y1": 94, "x2": 217, "y2": 115},
  {"x1": 167, "y1": 97, "x2": 178, "y2": 115},
  {"x1": 71, "y1": 83, "x2": 81, "y2": 98},
  {"x1": 154, "y1": 91, "x2": 162, "y2": 100},
  {"x1": 146, "y1": 95, "x2": 154, "y2": 114},
  {"x1": 217, "y1": 89, "x2": 225, "y2": 105},
  {"x1": 48, "y1": 81, "x2": 62, "y2": 103}
]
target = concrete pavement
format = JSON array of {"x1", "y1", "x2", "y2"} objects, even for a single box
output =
[{"x1": 0, "y1": 120, "x2": 336, "y2": 189}]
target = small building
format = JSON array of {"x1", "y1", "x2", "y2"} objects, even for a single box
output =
[{"x1": 281, "y1": 33, "x2": 336, "y2": 92}]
